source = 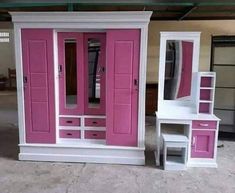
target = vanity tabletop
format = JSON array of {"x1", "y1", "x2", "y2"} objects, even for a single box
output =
[{"x1": 155, "y1": 111, "x2": 220, "y2": 121}]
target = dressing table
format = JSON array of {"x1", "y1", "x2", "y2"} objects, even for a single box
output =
[{"x1": 155, "y1": 32, "x2": 220, "y2": 169}]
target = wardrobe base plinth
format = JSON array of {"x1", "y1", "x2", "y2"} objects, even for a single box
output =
[{"x1": 19, "y1": 144, "x2": 145, "y2": 165}]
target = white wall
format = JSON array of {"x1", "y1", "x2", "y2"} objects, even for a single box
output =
[
  {"x1": 147, "y1": 20, "x2": 235, "y2": 83},
  {"x1": 0, "y1": 22, "x2": 14, "y2": 78}
]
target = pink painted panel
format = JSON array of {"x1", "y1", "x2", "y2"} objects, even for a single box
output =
[
  {"x1": 199, "y1": 103, "x2": 210, "y2": 113},
  {"x1": 31, "y1": 103, "x2": 49, "y2": 132},
  {"x1": 115, "y1": 75, "x2": 132, "y2": 89},
  {"x1": 28, "y1": 41, "x2": 47, "y2": 73},
  {"x1": 84, "y1": 33, "x2": 106, "y2": 115},
  {"x1": 114, "y1": 90, "x2": 131, "y2": 104},
  {"x1": 200, "y1": 89, "x2": 211, "y2": 100},
  {"x1": 59, "y1": 130, "x2": 81, "y2": 138},
  {"x1": 31, "y1": 88, "x2": 48, "y2": 102},
  {"x1": 201, "y1": 77, "x2": 212, "y2": 87},
  {"x1": 106, "y1": 29, "x2": 140, "y2": 146},
  {"x1": 113, "y1": 105, "x2": 131, "y2": 134},
  {"x1": 22, "y1": 29, "x2": 55, "y2": 143},
  {"x1": 85, "y1": 118, "x2": 106, "y2": 127},
  {"x1": 177, "y1": 41, "x2": 193, "y2": 98},
  {"x1": 59, "y1": 117, "x2": 80, "y2": 126},
  {"x1": 85, "y1": 131, "x2": 106, "y2": 139},
  {"x1": 58, "y1": 32, "x2": 84, "y2": 115},
  {"x1": 191, "y1": 130, "x2": 215, "y2": 158},
  {"x1": 192, "y1": 120, "x2": 217, "y2": 130},
  {"x1": 114, "y1": 42, "x2": 133, "y2": 74},
  {"x1": 30, "y1": 74, "x2": 47, "y2": 87}
]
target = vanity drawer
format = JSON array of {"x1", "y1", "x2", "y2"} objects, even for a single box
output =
[
  {"x1": 59, "y1": 118, "x2": 80, "y2": 126},
  {"x1": 192, "y1": 120, "x2": 217, "y2": 130},
  {"x1": 84, "y1": 131, "x2": 106, "y2": 139},
  {"x1": 85, "y1": 118, "x2": 106, "y2": 127},
  {"x1": 59, "y1": 130, "x2": 81, "y2": 138}
]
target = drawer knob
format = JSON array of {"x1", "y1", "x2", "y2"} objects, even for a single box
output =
[
  {"x1": 66, "y1": 120, "x2": 73, "y2": 124},
  {"x1": 92, "y1": 133, "x2": 98, "y2": 136},
  {"x1": 199, "y1": 123, "x2": 209, "y2": 127},
  {"x1": 92, "y1": 121, "x2": 97, "y2": 124},
  {"x1": 66, "y1": 133, "x2": 72, "y2": 136}
]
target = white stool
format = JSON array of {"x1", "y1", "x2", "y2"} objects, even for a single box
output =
[{"x1": 162, "y1": 134, "x2": 188, "y2": 170}]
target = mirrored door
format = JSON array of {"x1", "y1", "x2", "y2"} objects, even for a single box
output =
[
  {"x1": 58, "y1": 32, "x2": 84, "y2": 115},
  {"x1": 58, "y1": 32, "x2": 106, "y2": 116},
  {"x1": 84, "y1": 33, "x2": 106, "y2": 115}
]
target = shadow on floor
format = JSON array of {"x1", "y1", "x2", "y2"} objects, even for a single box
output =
[
  {"x1": 145, "y1": 150, "x2": 163, "y2": 169},
  {"x1": 219, "y1": 132, "x2": 235, "y2": 141},
  {"x1": 0, "y1": 91, "x2": 18, "y2": 160},
  {"x1": 0, "y1": 126, "x2": 19, "y2": 160},
  {"x1": 145, "y1": 150, "x2": 156, "y2": 167}
]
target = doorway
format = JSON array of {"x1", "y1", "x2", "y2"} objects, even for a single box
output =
[{"x1": 211, "y1": 36, "x2": 235, "y2": 134}]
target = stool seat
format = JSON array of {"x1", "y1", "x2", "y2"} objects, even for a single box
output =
[{"x1": 162, "y1": 134, "x2": 188, "y2": 142}]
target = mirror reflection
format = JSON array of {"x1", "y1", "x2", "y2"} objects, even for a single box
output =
[
  {"x1": 65, "y1": 39, "x2": 77, "y2": 108},
  {"x1": 164, "y1": 40, "x2": 194, "y2": 100},
  {"x1": 87, "y1": 38, "x2": 101, "y2": 108}
]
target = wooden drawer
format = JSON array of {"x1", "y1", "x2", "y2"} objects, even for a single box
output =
[
  {"x1": 59, "y1": 130, "x2": 81, "y2": 138},
  {"x1": 59, "y1": 118, "x2": 80, "y2": 126},
  {"x1": 85, "y1": 118, "x2": 106, "y2": 127},
  {"x1": 84, "y1": 131, "x2": 106, "y2": 139},
  {"x1": 192, "y1": 120, "x2": 217, "y2": 130}
]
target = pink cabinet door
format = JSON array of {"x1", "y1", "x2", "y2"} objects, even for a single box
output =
[
  {"x1": 177, "y1": 41, "x2": 193, "y2": 98},
  {"x1": 22, "y1": 29, "x2": 55, "y2": 143},
  {"x1": 58, "y1": 32, "x2": 84, "y2": 115},
  {"x1": 106, "y1": 29, "x2": 140, "y2": 146},
  {"x1": 84, "y1": 33, "x2": 106, "y2": 115},
  {"x1": 191, "y1": 130, "x2": 215, "y2": 158}
]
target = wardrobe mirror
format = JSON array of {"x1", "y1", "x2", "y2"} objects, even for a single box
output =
[
  {"x1": 87, "y1": 38, "x2": 101, "y2": 108},
  {"x1": 65, "y1": 39, "x2": 77, "y2": 108},
  {"x1": 164, "y1": 40, "x2": 193, "y2": 100}
]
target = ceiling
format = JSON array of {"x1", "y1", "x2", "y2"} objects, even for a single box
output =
[{"x1": 1, "y1": 0, "x2": 235, "y2": 21}]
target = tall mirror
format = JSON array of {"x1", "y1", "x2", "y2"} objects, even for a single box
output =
[
  {"x1": 158, "y1": 32, "x2": 200, "y2": 110},
  {"x1": 65, "y1": 39, "x2": 77, "y2": 108},
  {"x1": 84, "y1": 33, "x2": 106, "y2": 115},
  {"x1": 164, "y1": 40, "x2": 193, "y2": 100},
  {"x1": 87, "y1": 38, "x2": 101, "y2": 108}
]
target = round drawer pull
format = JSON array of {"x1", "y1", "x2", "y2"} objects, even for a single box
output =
[
  {"x1": 66, "y1": 133, "x2": 72, "y2": 136},
  {"x1": 66, "y1": 120, "x2": 73, "y2": 124},
  {"x1": 92, "y1": 121, "x2": 97, "y2": 124}
]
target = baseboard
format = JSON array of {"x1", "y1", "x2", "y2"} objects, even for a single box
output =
[
  {"x1": 19, "y1": 144, "x2": 145, "y2": 165},
  {"x1": 187, "y1": 159, "x2": 217, "y2": 168}
]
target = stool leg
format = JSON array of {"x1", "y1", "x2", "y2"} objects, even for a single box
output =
[
  {"x1": 163, "y1": 142, "x2": 166, "y2": 170},
  {"x1": 184, "y1": 146, "x2": 188, "y2": 166},
  {"x1": 182, "y1": 148, "x2": 185, "y2": 163}
]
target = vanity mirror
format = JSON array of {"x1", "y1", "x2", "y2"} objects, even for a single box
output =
[
  {"x1": 164, "y1": 40, "x2": 193, "y2": 100},
  {"x1": 158, "y1": 32, "x2": 201, "y2": 111}
]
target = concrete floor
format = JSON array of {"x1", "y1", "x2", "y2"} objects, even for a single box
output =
[{"x1": 0, "y1": 91, "x2": 235, "y2": 193}]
